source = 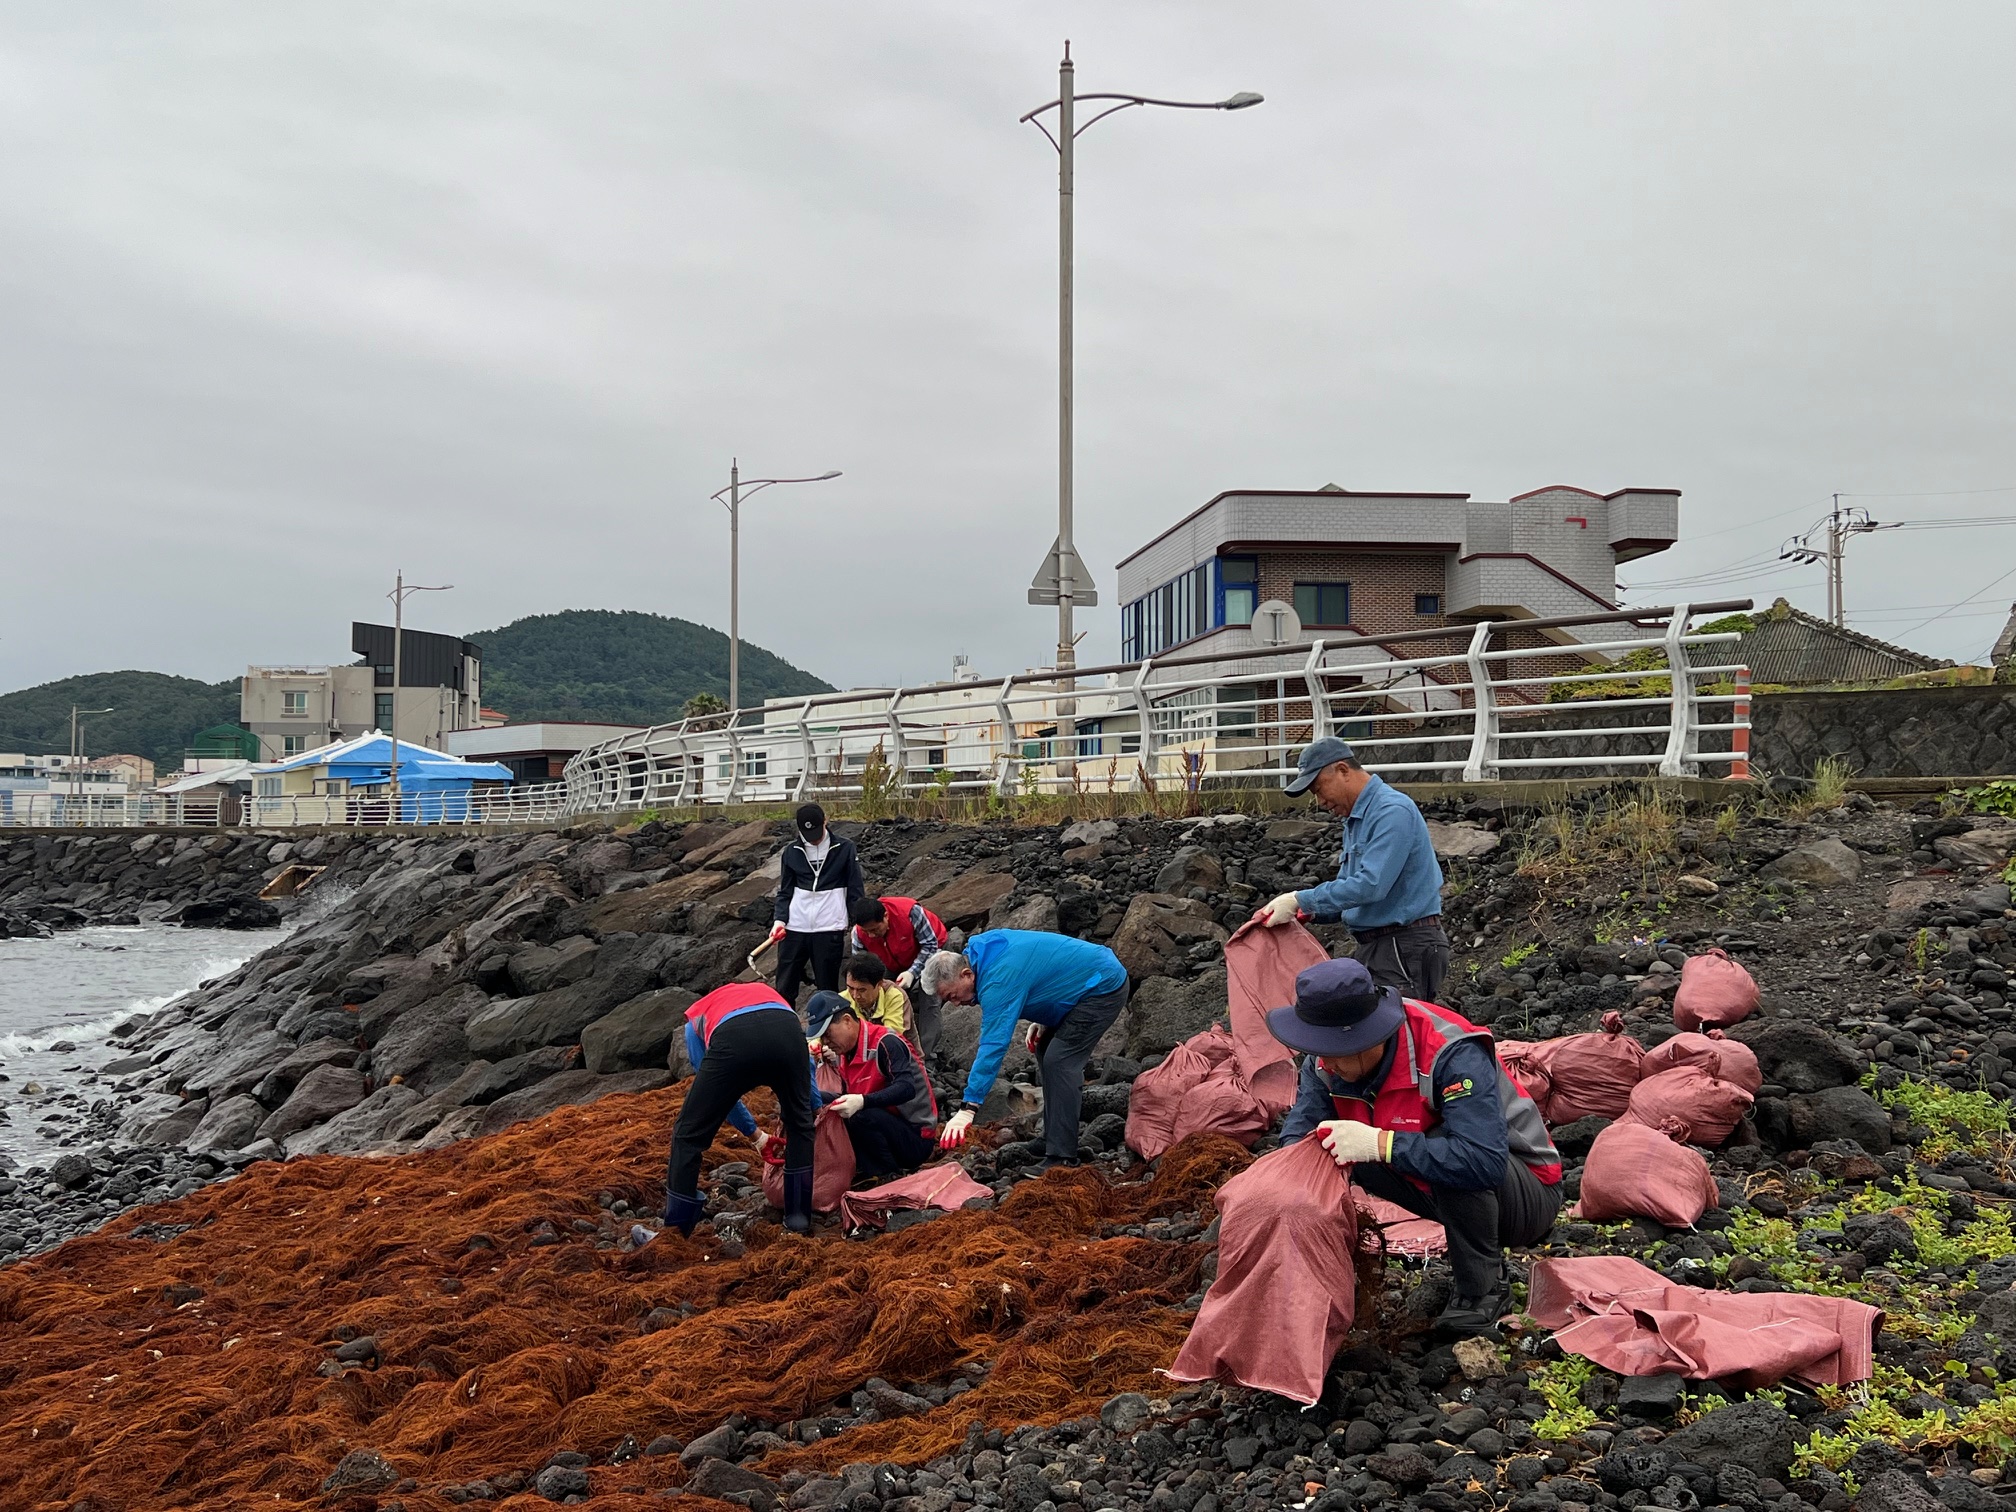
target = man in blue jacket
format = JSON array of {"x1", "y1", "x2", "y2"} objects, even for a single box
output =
[
  {"x1": 1254, "y1": 735, "x2": 1449, "y2": 1003},
  {"x1": 919, "y1": 929, "x2": 1129, "y2": 1169}
]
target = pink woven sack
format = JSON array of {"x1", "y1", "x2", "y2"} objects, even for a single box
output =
[
  {"x1": 1532, "y1": 1012, "x2": 1645, "y2": 1123},
  {"x1": 1494, "y1": 1040, "x2": 1553, "y2": 1117},
  {"x1": 1673, "y1": 948, "x2": 1760, "y2": 1032},
  {"x1": 1578, "y1": 1120, "x2": 1721, "y2": 1227},
  {"x1": 1622, "y1": 1064, "x2": 1755, "y2": 1148},
  {"x1": 1125, "y1": 1028, "x2": 1274, "y2": 1162},
  {"x1": 1640, "y1": 1029, "x2": 1762, "y2": 1094}
]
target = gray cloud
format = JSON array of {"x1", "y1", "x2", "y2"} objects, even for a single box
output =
[{"x1": 3, "y1": 1, "x2": 2014, "y2": 697}]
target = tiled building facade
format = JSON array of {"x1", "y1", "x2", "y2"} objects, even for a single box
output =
[{"x1": 1116, "y1": 483, "x2": 1680, "y2": 664}]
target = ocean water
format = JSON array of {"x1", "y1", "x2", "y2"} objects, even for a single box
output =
[{"x1": 0, "y1": 925, "x2": 268, "y2": 1163}]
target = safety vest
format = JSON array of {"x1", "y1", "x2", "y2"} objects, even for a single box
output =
[
  {"x1": 832, "y1": 1021, "x2": 939, "y2": 1130},
  {"x1": 853, "y1": 896, "x2": 943, "y2": 976},
  {"x1": 1327, "y1": 999, "x2": 1562, "y2": 1187},
  {"x1": 686, "y1": 981, "x2": 793, "y2": 1047}
]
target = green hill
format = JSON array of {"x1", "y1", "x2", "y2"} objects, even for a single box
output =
[
  {"x1": 0, "y1": 672, "x2": 239, "y2": 772},
  {"x1": 469, "y1": 609, "x2": 833, "y2": 724}
]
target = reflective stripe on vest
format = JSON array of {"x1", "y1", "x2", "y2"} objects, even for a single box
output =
[
  {"x1": 833, "y1": 1021, "x2": 939, "y2": 1129},
  {"x1": 855, "y1": 896, "x2": 942, "y2": 976},
  {"x1": 686, "y1": 981, "x2": 793, "y2": 1047},
  {"x1": 1327, "y1": 998, "x2": 1563, "y2": 1186}
]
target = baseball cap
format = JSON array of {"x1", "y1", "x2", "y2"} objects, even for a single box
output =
[
  {"x1": 1285, "y1": 736, "x2": 1357, "y2": 796},
  {"x1": 794, "y1": 803, "x2": 827, "y2": 840}
]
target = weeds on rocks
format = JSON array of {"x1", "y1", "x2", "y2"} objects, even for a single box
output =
[
  {"x1": 1872, "y1": 1074, "x2": 2013, "y2": 1164},
  {"x1": 1528, "y1": 1355, "x2": 1598, "y2": 1440}
]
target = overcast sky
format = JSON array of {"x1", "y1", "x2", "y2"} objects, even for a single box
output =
[{"x1": 4, "y1": 2, "x2": 2015, "y2": 699}]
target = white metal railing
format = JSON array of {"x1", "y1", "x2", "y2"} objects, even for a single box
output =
[
  {"x1": 0, "y1": 792, "x2": 225, "y2": 828},
  {"x1": 243, "y1": 782, "x2": 569, "y2": 828},
  {"x1": 560, "y1": 600, "x2": 1754, "y2": 813}
]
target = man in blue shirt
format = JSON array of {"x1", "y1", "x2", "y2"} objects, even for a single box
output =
[
  {"x1": 1255, "y1": 736, "x2": 1450, "y2": 1003},
  {"x1": 919, "y1": 929, "x2": 1129, "y2": 1169}
]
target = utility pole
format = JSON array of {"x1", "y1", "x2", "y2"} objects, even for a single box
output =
[
  {"x1": 1781, "y1": 495, "x2": 1897, "y2": 626},
  {"x1": 1021, "y1": 48, "x2": 1261, "y2": 774},
  {"x1": 68, "y1": 705, "x2": 113, "y2": 819},
  {"x1": 386, "y1": 571, "x2": 452, "y2": 825}
]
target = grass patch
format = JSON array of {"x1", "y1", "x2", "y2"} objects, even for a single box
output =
[
  {"x1": 1873, "y1": 1074, "x2": 2013, "y2": 1165},
  {"x1": 1529, "y1": 1355, "x2": 1599, "y2": 1440}
]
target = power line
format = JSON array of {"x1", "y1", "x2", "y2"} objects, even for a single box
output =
[{"x1": 1886, "y1": 563, "x2": 2016, "y2": 640}]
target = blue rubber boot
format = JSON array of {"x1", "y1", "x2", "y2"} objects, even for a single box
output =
[{"x1": 781, "y1": 1168, "x2": 814, "y2": 1235}]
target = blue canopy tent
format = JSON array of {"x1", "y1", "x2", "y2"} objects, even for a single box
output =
[{"x1": 255, "y1": 732, "x2": 514, "y2": 822}]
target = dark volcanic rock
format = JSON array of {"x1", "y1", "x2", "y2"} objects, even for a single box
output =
[{"x1": 1659, "y1": 1399, "x2": 1798, "y2": 1478}]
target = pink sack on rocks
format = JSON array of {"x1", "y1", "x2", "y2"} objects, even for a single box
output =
[
  {"x1": 1495, "y1": 1041, "x2": 1553, "y2": 1117},
  {"x1": 1168, "y1": 1135, "x2": 1359, "y2": 1405},
  {"x1": 1532, "y1": 1012, "x2": 1645, "y2": 1123},
  {"x1": 1673, "y1": 948, "x2": 1760, "y2": 1032},
  {"x1": 1578, "y1": 1120, "x2": 1721, "y2": 1227},
  {"x1": 1622, "y1": 1064, "x2": 1755, "y2": 1148},
  {"x1": 761, "y1": 1106, "x2": 855, "y2": 1215},
  {"x1": 1640, "y1": 1029, "x2": 1763, "y2": 1094},
  {"x1": 1125, "y1": 1028, "x2": 1273, "y2": 1162}
]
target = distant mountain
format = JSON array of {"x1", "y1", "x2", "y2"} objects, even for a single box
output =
[
  {"x1": 0, "y1": 671, "x2": 239, "y2": 771},
  {"x1": 468, "y1": 609, "x2": 833, "y2": 725}
]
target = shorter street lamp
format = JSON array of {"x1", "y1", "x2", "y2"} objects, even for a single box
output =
[
  {"x1": 386, "y1": 571, "x2": 452, "y2": 824},
  {"x1": 710, "y1": 462, "x2": 842, "y2": 713}
]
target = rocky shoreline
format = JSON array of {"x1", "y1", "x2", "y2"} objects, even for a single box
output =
[{"x1": 7, "y1": 790, "x2": 2016, "y2": 1510}]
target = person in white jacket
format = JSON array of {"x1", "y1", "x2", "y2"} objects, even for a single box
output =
[{"x1": 765, "y1": 804, "x2": 866, "y2": 1006}]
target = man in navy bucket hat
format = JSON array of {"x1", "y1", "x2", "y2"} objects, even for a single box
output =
[{"x1": 1269, "y1": 956, "x2": 1563, "y2": 1340}]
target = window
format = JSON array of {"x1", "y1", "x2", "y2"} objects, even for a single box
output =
[
  {"x1": 716, "y1": 749, "x2": 767, "y2": 779},
  {"x1": 312, "y1": 777, "x2": 349, "y2": 796},
  {"x1": 1415, "y1": 593, "x2": 1442, "y2": 616},
  {"x1": 1121, "y1": 558, "x2": 1221, "y2": 659},
  {"x1": 1218, "y1": 556, "x2": 1258, "y2": 627},
  {"x1": 282, "y1": 735, "x2": 307, "y2": 756},
  {"x1": 1293, "y1": 582, "x2": 1351, "y2": 627},
  {"x1": 375, "y1": 693, "x2": 394, "y2": 729},
  {"x1": 281, "y1": 690, "x2": 309, "y2": 717}
]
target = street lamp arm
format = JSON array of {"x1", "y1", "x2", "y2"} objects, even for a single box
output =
[
  {"x1": 1020, "y1": 90, "x2": 1262, "y2": 144},
  {"x1": 709, "y1": 470, "x2": 842, "y2": 505}
]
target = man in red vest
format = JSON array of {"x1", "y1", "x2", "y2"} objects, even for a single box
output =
[
  {"x1": 642, "y1": 981, "x2": 818, "y2": 1241},
  {"x1": 1269, "y1": 957, "x2": 1562, "y2": 1340},
  {"x1": 806, "y1": 994, "x2": 938, "y2": 1178},
  {"x1": 849, "y1": 894, "x2": 946, "y2": 1058}
]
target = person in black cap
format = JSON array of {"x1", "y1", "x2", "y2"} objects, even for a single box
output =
[
  {"x1": 1254, "y1": 735, "x2": 1451, "y2": 1004},
  {"x1": 1269, "y1": 956, "x2": 1563, "y2": 1339},
  {"x1": 767, "y1": 803, "x2": 866, "y2": 1006},
  {"x1": 804, "y1": 992, "x2": 938, "y2": 1178}
]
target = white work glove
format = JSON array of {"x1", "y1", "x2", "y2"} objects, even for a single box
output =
[
  {"x1": 896, "y1": 969, "x2": 916, "y2": 991},
  {"x1": 1255, "y1": 892, "x2": 1302, "y2": 928},
  {"x1": 831, "y1": 1093, "x2": 866, "y2": 1119},
  {"x1": 767, "y1": 922, "x2": 787, "y2": 944},
  {"x1": 753, "y1": 1130, "x2": 775, "y2": 1159},
  {"x1": 938, "y1": 1108, "x2": 975, "y2": 1150},
  {"x1": 1317, "y1": 1120, "x2": 1391, "y2": 1169},
  {"x1": 1025, "y1": 1023, "x2": 1046, "y2": 1056}
]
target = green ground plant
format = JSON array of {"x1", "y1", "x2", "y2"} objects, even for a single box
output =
[
  {"x1": 1960, "y1": 780, "x2": 2016, "y2": 818},
  {"x1": 1872, "y1": 1075, "x2": 2013, "y2": 1164},
  {"x1": 1500, "y1": 942, "x2": 1539, "y2": 970},
  {"x1": 1530, "y1": 1356, "x2": 1599, "y2": 1440}
]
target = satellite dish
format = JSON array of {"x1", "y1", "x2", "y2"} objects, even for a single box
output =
[{"x1": 1252, "y1": 598, "x2": 1302, "y2": 647}]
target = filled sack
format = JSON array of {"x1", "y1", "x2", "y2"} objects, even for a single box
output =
[
  {"x1": 1578, "y1": 1119, "x2": 1720, "y2": 1227},
  {"x1": 1494, "y1": 1040, "x2": 1554, "y2": 1117},
  {"x1": 1532, "y1": 1012, "x2": 1645, "y2": 1123},
  {"x1": 761, "y1": 1105, "x2": 856, "y2": 1215},
  {"x1": 1622, "y1": 1064, "x2": 1755, "y2": 1147},
  {"x1": 1673, "y1": 948, "x2": 1760, "y2": 1032},
  {"x1": 1639, "y1": 1029, "x2": 1762, "y2": 1094},
  {"x1": 1125, "y1": 1027, "x2": 1274, "y2": 1162},
  {"x1": 1168, "y1": 1135, "x2": 1360, "y2": 1405}
]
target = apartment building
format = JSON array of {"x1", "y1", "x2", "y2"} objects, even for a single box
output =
[{"x1": 241, "y1": 622, "x2": 483, "y2": 761}]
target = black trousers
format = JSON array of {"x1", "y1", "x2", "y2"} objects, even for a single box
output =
[
  {"x1": 775, "y1": 929, "x2": 845, "y2": 1006},
  {"x1": 667, "y1": 1010, "x2": 816, "y2": 1198},
  {"x1": 845, "y1": 1106, "x2": 934, "y2": 1179},
  {"x1": 1355, "y1": 919, "x2": 1451, "y2": 1004},
  {"x1": 1034, "y1": 982, "x2": 1129, "y2": 1160},
  {"x1": 1353, "y1": 1156, "x2": 1562, "y2": 1300}
]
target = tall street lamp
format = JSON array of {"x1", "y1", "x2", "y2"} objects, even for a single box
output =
[
  {"x1": 710, "y1": 461, "x2": 842, "y2": 713},
  {"x1": 386, "y1": 570, "x2": 452, "y2": 824},
  {"x1": 1022, "y1": 44, "x2": 1262, "y2": 763}
]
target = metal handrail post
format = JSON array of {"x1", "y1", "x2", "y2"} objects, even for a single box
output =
[
  {"x1": 1658, "y1": 602, "x2": 1698, "y2": 777},
  {"x1": 886, "y1": 689, "x2": 911, "y2": 795},
  {"x1": 1302, "y1": 640, "x2": 1329, "y2": 743},
  {"x1": 793, "y1": 698, "x2": 817, "y2": 802},
  {"x1": 993, "y1": 676, "x2": 1020, "y2": 796},
  {"x1": 1130, "y1": 658, "x2": 1158, "y2": 789},
  {"x1": 1461, "y1": 622, "x2": 1500, "y2": 783}
]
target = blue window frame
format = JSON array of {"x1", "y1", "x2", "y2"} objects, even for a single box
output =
[
  {"x1": 1294, "y1": 581, "x2": 1351, "y2": 628},
  {"x1": 1122, "y1": 554, "x2": 1259, "y2": 660},
  {"x1": 1217, "y1": 555, "x2": 1257, "y2": 628}
]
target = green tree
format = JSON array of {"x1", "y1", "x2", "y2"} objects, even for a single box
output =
[{"x1": 0, "y1": 671, "x2": 240, "y2": 772}]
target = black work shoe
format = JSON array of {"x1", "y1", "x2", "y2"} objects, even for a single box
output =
[{"x1": 1436, "y1": 1285, "x2": 1511, "y2": 1340}]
